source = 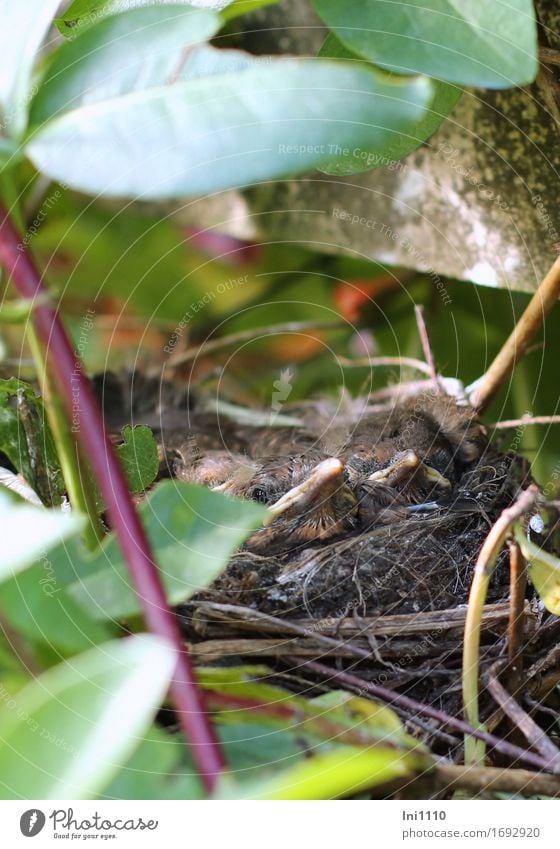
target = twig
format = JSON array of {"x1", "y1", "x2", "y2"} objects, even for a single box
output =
[
  {"x1": 468, "y1": 255, "x2": 560, "y2": 412},
  {"x1": 0, "y1": 203, "x2": 224, "y2": 792},
  {"x1": 435, "y1": 764, "x2": 560, "y2": 797},
  {"x1": 285, "y1": 657, "x2": 559, "y2": 773},
  {"x1": 414, "y1": 305, "x2": 442, "y2": 394},
  {"x1": 190, "y1": 600, "x2": 516, "y2": 639},
  {"x1": 462, "y1": 486, "x2": 539, "y2": 767},
  {"x1": 338, "y1": 355, "x2": 433, "y2": 375},
  {"x1": 507, "y1": 541, "x2": 527, "y2": 691},
  {"x1": 190, "y1": 602, "x2": 386, "y2": 663},
  {"x1": 540, "y1": 46, "x2": 560, "y2": 67},
  {"x1": 490, "y1": 414, "x2": 560, "y2": 429},
  {"x1": 164, "y1": 319, "x2": 344, "y2": 369},
  {"x1": 484, "y1": 660, "x2": 560, "y2": 771}
]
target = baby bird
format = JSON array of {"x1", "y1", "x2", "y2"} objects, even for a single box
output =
[
  {"x1": 218, "y1": 452, "x2": 359, "y2": 551},
  {"x1": 168, "y1": 394, "x2": 487, "y2": 550}
]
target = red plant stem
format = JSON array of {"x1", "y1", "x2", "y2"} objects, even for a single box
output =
[{"x1": 0, "y1": 203, "x2": 223, "y2": 792}]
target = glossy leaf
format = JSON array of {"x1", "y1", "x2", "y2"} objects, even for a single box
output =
[
  {"x1": 35, "y1": 5, "x2": 221, "y2": 125},
  {"x1": 26, "y1": 50, "x2": 435, "y2": 199},
  {"x1": 116, "y1": 425, "x2": 159, "y2": 494},
  {"x1": 515, "y1": 527, "x2": 560, "y2": 615},
  {"x1": 313, "y1": 0, "x2": 538, "y2": 88},
  {"x1": 53, "y1": 481, "x2": 267, "y2": 620},
  {"x1": 318, "y1": 33, "x2": 462, "y2": 175},
  {"x1": 0, "y1": 635, "x2": 175, "y2": 799},
  {"x1": 0, "y1": 0, "x2": 60, "y2": 138}
]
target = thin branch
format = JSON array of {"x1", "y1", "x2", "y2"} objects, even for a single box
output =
[
  {"x1": 414, "y1": 304, "x2": 442, "y2": 394},
  {"x1": 338, "y1": 355, "x2": 433, "y2": 375},
  {"x1": 540, "y1": 46, "x2": 560, "y2": 67},
  {"x1": 490, "y1": 414, "x2": 560, "y2": 429},
  {"x1": 462, "y1": 486, "x2": 539, "y2": 767},
  {"x1": 164, "y1": 319, "x2": 344, "y2": 370},
  {"x1": 0, "y1": 203, "x2": 224, "y2": 792},
  {"x1": 468, "y1": 255, "x2": 560, "y2": 412},
  {"x1": 507, "y1": 540, "x2": 527, "y2": 691},
  {"x1": 435, "y1": 764, "x2": 560, "y2": 797},
  {"x1": 284, "y1": 657, "x2": 559, "y2": 773},
  {"x1": 484, "y1": 661, "x2": 560, "y2": 770}
]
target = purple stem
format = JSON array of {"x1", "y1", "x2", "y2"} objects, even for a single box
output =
[{"x1": 0, "y1": 202, "x2": 224, "y2": 793}]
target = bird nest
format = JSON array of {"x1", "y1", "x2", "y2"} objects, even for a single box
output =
[{"x1": 97, "y1": 370, "x2": 559, "y2": 756}]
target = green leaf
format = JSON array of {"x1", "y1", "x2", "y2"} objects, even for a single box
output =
[
  {"x1": 219, "y1": 745, "x2": 422, "y2": 799},
  {"x1": 0, "y1": 492, "x2": 112, "y2": 654},
  {"x1": 0, "y1": 490, "x2": 84, "y2": 578},
  {"x1": 100, "y1": 725, "x2": 203, "y2": 800},
  {"x1": 56, "y1": 0, "x2": 234, "y2": 37},
  {"x1": 313, "y1": 0, "x2": 538, "y2": 88},
  {"x1": 515, "y1": 526, "x2": 560, "y2": 615},
  {"x1": 34, "y1": 5, "x2": 221, "y2": 125},
  {"x1": 221, "y1": 0, "x2": 279, "y2": 23},
  {"x1": 0, "y1": 0, "x2": 60, "y2": 138},
  {"x1": 116, "y1": 425, "x2": 159, "y2": 494},
  {"x1": 54, "y1": 481, "x2": 267, "y2": 620},
  {"x1": 0, "y1": 635, "x2": 175, "y2": 799},
  {"x1": 198, "y1": 666, "x2": 425, "y2": 752},
  {"x1": 0, "y1": 377, "x2": 65, "y2": 505},
  {"x1": 26, "y1": 48, "x2": 435, "y2": 199},
  {"x1": 317, "y1": 33, "x2": 462, "y2": 175}
]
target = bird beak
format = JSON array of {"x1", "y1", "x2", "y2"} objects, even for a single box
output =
[
  {"x1": 367, "y1": 450, "x2": 451, "y2": 490},
  {"x1": 367, "y1": 450, "x2": 420, "y2": 484},
  {"x1": 420, "y1": 464, "x2": 452, "y2": 490},
  {"x1": 268, "y1": 457, "x2": 345, "y2": 517}
]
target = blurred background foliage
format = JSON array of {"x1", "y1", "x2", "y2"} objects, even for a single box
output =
[{"x1": 1, "y1": 165, "x2": 558, "y2": 489}]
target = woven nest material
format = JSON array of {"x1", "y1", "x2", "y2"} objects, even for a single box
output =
[{"x1": 96, "y1": 371, "x2": 560, "y2": 755}]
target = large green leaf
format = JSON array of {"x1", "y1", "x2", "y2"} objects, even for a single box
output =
[
  {"x1": 26, "y1": 49, "x2": 435, "y2": 199},
  {"x1": 51, "y1": 481, "x2": 267, "y2": 620},
  {"x1": 0, "y1": 0, "x2": 60, "y2": 139},
  {"x1": 34, "y1": 5, "x2": 221, "y2": 125},
  {"x1": 103, "y1": 665, "x2": 430, "y2": 799},
  {"x1": 220, "y1": 745, "x2": 422, "y2": 799},
  {"x1": 100, "y1": 724, "x2": 203, "y2": 800},
  {"x1": 0, "y1": 490, "x2": 112, "y2": 661},
  {"x1": 318, "y1": 32, "x2": 462, "y2": 175},
  {"x1": 0, "y1": 560, "x2": 115, "y2": 657},
  {"x1": 313, "y1": 0, "x2": 538, "y2": 88},
  {"x1": 0, "y1": 490, "x2": 84, "y2": 577},
  {"x1": 0, "y1": 635, "x2": 175, "y2": 799}
]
